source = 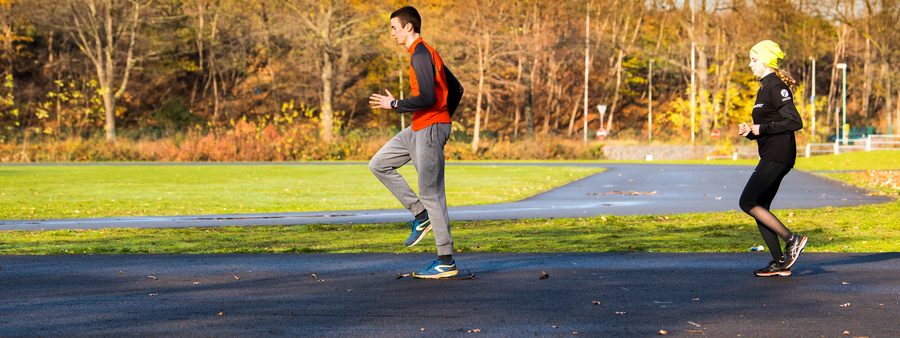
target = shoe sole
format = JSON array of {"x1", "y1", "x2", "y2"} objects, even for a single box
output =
[
  {"x1": 782, "y1": 236, "x2": 809, "y2": 270},
  {"x1": 405, "y1": 224, "x2": 432, "y2": 247},
  {"x1": 754, "y1": 270, "x2": 792, "y2": 277},
  {"x1": 413, "y1": 269, "x2": 459, "y2": 279}
]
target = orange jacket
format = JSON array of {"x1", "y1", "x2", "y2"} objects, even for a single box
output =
[{"x1": 396, "y1": 37, "x2": 452, "y2": 131}]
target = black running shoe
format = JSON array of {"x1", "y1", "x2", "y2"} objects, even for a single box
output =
[
  {"x1": 754, "y1": 259, "x2": 791, "y2": 277},
  {"x1": 782, "y1": 235, "x2": 809, "y2": 269}
]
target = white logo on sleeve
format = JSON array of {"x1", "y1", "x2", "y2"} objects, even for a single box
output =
[{"x1": 780, "y1": 89, "x2": 792, "y2": 101}]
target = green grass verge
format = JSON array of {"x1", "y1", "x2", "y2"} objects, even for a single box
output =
[
  {"x1": 1, "y1": 172, "x2": 896, "y2": 255},
  {"x1": 794, "y1": 150, "x2": 900, "y2": 171},
  {"x1": 0, "y1": 164, "x2": 602, "y2": 219}
]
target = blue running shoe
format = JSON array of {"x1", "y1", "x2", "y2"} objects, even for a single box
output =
[
  {"x1": 404, "y1": 217, "x2": 432, "y2": 247},
  {"x1": 413, "y1": 259, "x2": 458, "y2": 279}
]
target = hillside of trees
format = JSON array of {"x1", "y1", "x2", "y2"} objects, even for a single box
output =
[{"x1": 1, "y1": 0, "x2": 898, "y2": 161}]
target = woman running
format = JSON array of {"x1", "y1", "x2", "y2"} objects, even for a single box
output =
[{"x1": 738, "y1": 40, "x2": 809, "y2": 277}]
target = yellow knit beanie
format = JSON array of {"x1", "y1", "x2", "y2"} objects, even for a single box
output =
[{"x1": 750, "y1": 40, "x2": 785, "y2": 69}]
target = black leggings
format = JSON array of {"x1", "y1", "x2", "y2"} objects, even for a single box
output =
[{"x1": 739, "y1": 160, "x2": 794, "y2": 261}]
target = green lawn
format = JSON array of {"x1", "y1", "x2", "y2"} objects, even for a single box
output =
[
  {"x1": 1, "y1": 165, "x2": 896, "y2": 255},
  {"x1": 1, "y1": 187, "x2": 895, "y2": 255},
  {"x1": 794, "y1": 150, "x2": 900, "y2": 171},
  {"x1": 0, "y1": 164, "x2": 602, "y2": 220},
  {"x1": 1, "y1": 151, "x2": 896, "y2": 254}
]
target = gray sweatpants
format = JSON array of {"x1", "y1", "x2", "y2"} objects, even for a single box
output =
[{"x1": 368, "y1": 123, "x2": 453, "y2": 256}]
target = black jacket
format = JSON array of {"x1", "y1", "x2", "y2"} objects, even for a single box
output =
[{"x1": 746, "y1": 73, "x2": 803, "y2": 167}]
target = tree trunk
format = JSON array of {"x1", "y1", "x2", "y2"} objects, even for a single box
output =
[
  {"x1": 320, "y1": 48, "x2": 334, "y2": 142},
  {"x1": 472, "y1": 33, "x2": 487, "y2": 154},
  {"x1": 102, "y1": 86, "x2": 116, "y2": 140},
  {"x1": 861, "y1": 38, "x2": 871, "y2": 118},
  {"x1": 606, "y1": 49, "x2": 623, "y2": 132},
  {"x1": 513, "y1": 55, "x2": 522, "y2": 140},
  {"x1": 884, "y1": 63, "x2": 892, "y2": 131},
  {"x1": 484, "y1": 88, "x2": 492, "y2": 132},
  {"x1": 209, "y1": 10, "x2": 220, "y2": 120},
  {"x1": 523, "y1": 58, "x2": 537, "y2": 138},
  {"x1": 827, "y1": 24, "x2": 846, "y2": 123},
  {"x1": 697, "y1": 45, "x2": 710, "y2": 140},
  {"x1": 567, "y1": 102, "x2": 579, "y2": 136}
]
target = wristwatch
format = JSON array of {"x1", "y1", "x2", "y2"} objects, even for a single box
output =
[{"x1": 390, "y1": 100, "x2": 397, "y2": 109}]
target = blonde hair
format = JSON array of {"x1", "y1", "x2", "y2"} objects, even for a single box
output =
[{"x1": 774, "y1": 68, "x2": 797, "y2": 89}]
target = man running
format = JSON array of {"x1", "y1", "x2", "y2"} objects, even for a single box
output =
[{"x1": 368, "y1": 6, "x2": 463, "y2": 279}]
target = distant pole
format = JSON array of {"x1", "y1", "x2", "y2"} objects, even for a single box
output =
[
  {"x1": 810, "y1": 57, "x2": 816, "y2": 141},
  {"x1": 583, "y1": 5, "x2": 590, "y2": 143},
  {"x1": 648, "y1": 59, "x2": 653, "y2": 142},
  {"x1": 837, "y1": 63, "x2": 848, "y2": 145},
  {"x1": 834, "y1": 107, "x2": 839, "y2": 144},
  {"x1": 690, "y1": 42, "x2": 696, "y2": 145},
  {"x1": 399, "y1": 53, "x2": 405, "y2": 129}
]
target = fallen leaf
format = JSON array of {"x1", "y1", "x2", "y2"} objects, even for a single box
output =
[
  {"x1": 552, "y1": 325, "x2": 558, "y2": 329},
  {"x1": 614, "y1": 311, "x2": 627, "y2": 315},
  {"x1": 192, "y1": 281, "x2": 200, "y2": 285},
  {"x1": 686, "y1": 329, "x2": 704, "y2": 334},
  {"x1": 572, "y1": 332, "x2": 579, "y2": 336},
  {"x1": 148, "y1": 293, "x2": 158, "y2": 296},
  {"x1": 658, "y1": 329, "x2": 669, "y2": 335},
  {"x1": 233, "y1": 274, "x2": 240, "y2": 280},
  {"x1": 840, "y1": 303, "x2": 851, "y2": 307},
  {"x1": 539, "y1": 271, "x2": 549, "y2": 280},
  {"x1": 117, "y1": 271, "x2": 126, "y2": 276},
  {"x1": 691, "y1": 298, "x2": 701, "y2": 301},
  {"x1": 843, "y1": 331, "x2": 850, "y2": 335},
  {"x1": 841, "y1": 281, "x2": 849, "y2": 285},
  {"x1": 420, "y1": 328, "x2": 425, "y2": 332},
  {"x1": 216, "y1": 311, "x2": 224, "y2": 316},
  {"x1": 592, "y1": 300, "x2": 602, "y2": 305},
  {"x1": 147, "y1": 275, "x2": 158, "y2": 280},
  {"x1": 687, "y1": 321, "x2": 701, "y2": 327},
  {"x1": 466, "y1": 328, "x2": 481, "y2": 333}
]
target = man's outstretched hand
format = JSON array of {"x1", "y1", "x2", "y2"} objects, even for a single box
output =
[{"x1": 369, "y1": 89, "x2": 396, "y2": 110}]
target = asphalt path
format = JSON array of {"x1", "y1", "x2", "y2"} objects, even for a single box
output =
[
  {"x1": 1, "y1": 253, "x2": 898, "y2": 336},
  {"x1": 1, "y1": 163, "x2": 890, "y2": 231}
]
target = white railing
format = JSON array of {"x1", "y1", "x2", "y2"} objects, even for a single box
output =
[
  {"x1": 706, "y1": 152, "x2": 739, "y2": 161},
  {"x1": 867, "y1": 134, "x2": 900, "y2": 151},
  {"x1": 804, "y1": 134, "x2": 900, "y2": 157}
]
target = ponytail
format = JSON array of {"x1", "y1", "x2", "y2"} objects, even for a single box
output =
[{"x1": 774, "y1": 68, "x2": 797, "y2": 90}]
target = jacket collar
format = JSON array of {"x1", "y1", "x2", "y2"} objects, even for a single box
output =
[
  {"x1": 407, "y1": 37, "x2": 424, "y2": 54},
  {"x1": 759, "y1": 72, "x2": 778, "y2": 86}
]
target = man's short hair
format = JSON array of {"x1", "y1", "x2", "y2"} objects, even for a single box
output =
[{"x1": 390, "y1": 6, "x2": 421, "y2": 34}]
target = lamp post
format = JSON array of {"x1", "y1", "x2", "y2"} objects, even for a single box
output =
[
  {"x1": 810, "y1": 57, "x2": 815, "y2": 142},
  {"x1": 836, "y1": 62, "x2": 848, "y2": 145},
  {"x1": 648, "y1": 59, "x2": 653, "y2": 142}
]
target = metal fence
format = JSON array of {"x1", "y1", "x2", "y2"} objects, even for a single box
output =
[{"x1": 804, "y1": 134, "x2": 900, "y2": 157}]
